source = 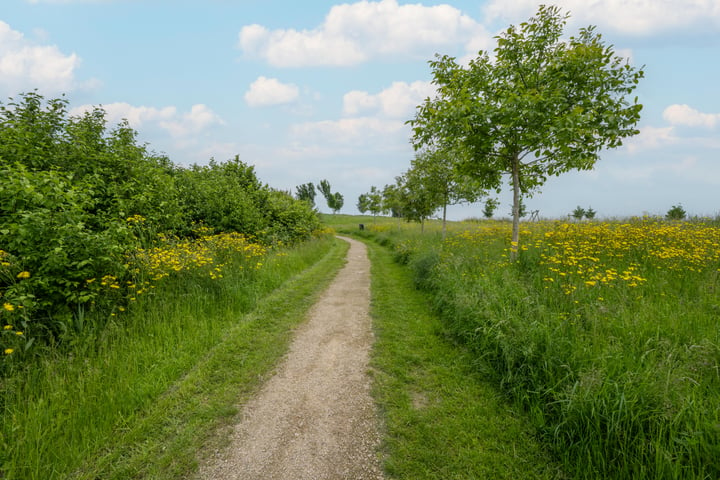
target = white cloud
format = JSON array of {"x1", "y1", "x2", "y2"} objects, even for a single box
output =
[
  {"x1": 70, "y1": 102, "x2": 223, "y2": 138},
  {"x1": 343, "y1": 81, "x2": 436, "y2": 118},
  {"x1": 159, "y1": 104, "x2": 224, "y2": 138},
  {"x1": 70, "y1": 102, "x2": 176, "y2": 128},
  {"x1": 0, "y1": 20, "x2": 81, "y2": 96},
  {"x1": 290, "y1": 117, "x2": 407, "y2": 146},
  {"x1": 483, "y1": 0, "x2": 720, "y2": 36},
  {"x1": 625, "y1": 126, "x2": 679, "y2": 153},
  {"x1": 238, "y1": 0, "x2": 490, "y2": 67},
  {"x1": 663, "y1": 104, "x2": 720, "y2": 128},
  {"x1": 244, "y1": 76, "x2": 300, "y2": 107}
]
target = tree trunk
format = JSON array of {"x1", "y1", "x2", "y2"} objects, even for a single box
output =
[
  {"x1": 442, "y1": 202, "x2": 447, "y2": 240},
  {"x1": 511, "y1": 155, "x2": 520, "y2": 260}
]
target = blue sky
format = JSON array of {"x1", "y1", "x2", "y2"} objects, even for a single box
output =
[{"x1": 1, "y1": 0, "x2": 719, "y2": 219}]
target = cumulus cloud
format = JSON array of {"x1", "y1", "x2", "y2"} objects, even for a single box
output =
[
  {"x1": 663, "y1": 104, "x2": 720, "y2": 128},
  {"x1": 483, "y1": 0, "x2": 720, "y2": 36},
  {"x1": 0, "y1": 20, "x2": 81, "y2": 96},
  {"x1": 159, "y1": 104, "x2": 224, "y2": 137},
  {"x1": 343, "y1": 81, "x2": 436, "y2": 118},
  {"x1": 244, "y1": 76, "x2": 300, "y2": 107},
  {"x1": 70, "y1": 102, "x2": 224, "y2": 138},
  {"x1": 238, "y1": 0, "x2": 491, "y2": 67}
]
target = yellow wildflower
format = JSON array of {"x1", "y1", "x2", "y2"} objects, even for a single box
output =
[
  {"x1": 16, "y1": 271, "x2": 30, "y2": 279},
  {"x1": 3, "y1": 303, "x2": 14, "y2": 312},
  {"x1": 4, "y1": 348, "x2": 13, "y2": 355}
]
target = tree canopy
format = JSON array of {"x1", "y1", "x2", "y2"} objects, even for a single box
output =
[{"x1": 409, "y1": 5, "x2": 644, "y2": 255}]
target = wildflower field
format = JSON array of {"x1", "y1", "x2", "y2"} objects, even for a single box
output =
[{"x1": 349, "y1": 216, "x2": 720, "y2": 480}]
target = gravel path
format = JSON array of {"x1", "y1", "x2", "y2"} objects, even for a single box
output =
[{"x1": 199, "y1": 236, "x2": 385, "y2": 480}]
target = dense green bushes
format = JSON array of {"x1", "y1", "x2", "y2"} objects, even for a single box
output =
[{"x1": 0, "y1": 92, "x2": 319, "y2": 346}]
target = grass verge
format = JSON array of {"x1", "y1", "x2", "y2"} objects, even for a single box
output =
[
  {"x1": 1, "y1": 236, "x2": 348, "y2": 480},
  {"x1": 365, "y1": 238, "x2": 565, "y2": 479}
]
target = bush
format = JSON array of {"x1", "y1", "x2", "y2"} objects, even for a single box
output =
[{"x1": 1, "y1": 92, "x2": 321, "y2": 346}]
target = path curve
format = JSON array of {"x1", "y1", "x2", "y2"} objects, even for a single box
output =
[{"x1": 199, "y1": 236, "x2": 384, "y2": 480}]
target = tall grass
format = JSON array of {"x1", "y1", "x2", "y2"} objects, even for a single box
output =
[
  {"x1": 0, "y1": 234, "x2": 342, "y2": 479},
  {"x1": 353, "y1": 216, "x2": 720, "y2": 479}
]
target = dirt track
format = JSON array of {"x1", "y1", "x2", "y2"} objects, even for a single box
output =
[{"x1": 199, "y1": 236, "x2": 384, "y2": 479}]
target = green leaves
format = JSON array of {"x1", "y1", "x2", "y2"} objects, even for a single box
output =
[
  {"x1": 1, "y1": 93, "x2": 322, "y2": 343},
  {"x1": 409, "y1": 5, "x2": 644, "y2": 252}
]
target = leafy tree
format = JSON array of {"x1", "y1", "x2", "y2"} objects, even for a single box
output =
[
  {"x1": 585, "y1": 206, "x2": 597, "y2": 219},
  {"x1": 409, "y1": 5, "x2": 644, "y2": 258},
  {"x1": 329, "y1": 192, "x2": 344, "y2": 214},
  {"x1": 572, "y1": 206, "x2": 586, "y2": 221},
  {"x1": 382, "y1": 182, "x2": 404, "y2": 218},
  {"x1": 295, "y1": 182, "x2": 316, "y2": 207},
  {"x1": 317, "y1": 179, "x2": 344, "y2": 214},
  {"x1": 357, "y1": 194, "x2": 370, "y2": 214},
  {"x1": 365, "y1": 186, "x2": 385, "y2": 218},
  {"x1": 408, "y1": 148, "x2": 482, "y2": 237},
  {"x1": 483, "y1": 198, "x2": 499, "y2": 219},
  {"x1": 666, "y1": 204, "x2": 687, "y2": 220},
  {"x1": 396, "y1": 170, "x2": 437, "y2": 232}
]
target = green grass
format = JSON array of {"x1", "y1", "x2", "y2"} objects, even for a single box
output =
[
  {"x1": 356, "y1": 218, "x2": 720, "y2": 479},
  {"x1": 0, "y1": 236, "x2": 348, "y2": 480},
  {"x1": 365, "y1": 237, "x2": 565, "y2": 479}
]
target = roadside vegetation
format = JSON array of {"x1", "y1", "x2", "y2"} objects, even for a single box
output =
[
  {"x1": 364, "y1": 232, "x2": 565, "y2": 479},
  {"x1": 330, "y1": 213, "x2": 720, "y2": 480},
  {"x1": 0, "y1": 92, "x2": 334, "y2": 479}
]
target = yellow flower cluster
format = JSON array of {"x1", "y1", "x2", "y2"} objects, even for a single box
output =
[
  {"x1": 536, "y1": 221, "x2": 720, "y2": 290},
  {"x1": 126, "y1": 214, "x2": 147, "y2": 224},
  {"x1": 2, "y1": 323, "x2": 24, "y2": 357},
  {"x1": 130, "y1": 232, "x2": 267, "y2": 283},
  {"x1": 444, "y1": 219, "x2": 720, "y2": 295}
]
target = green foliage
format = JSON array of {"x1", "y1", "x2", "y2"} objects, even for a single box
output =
[
  {"x1": 360, "y1": 186, "x2": 385, "y2": 217},
  {"x1": 175, "y1": 156, "x2": 268, "y2": 237},
  {"x1": 666, "y1": 204, "x2": 687, "y2": 220},
  {"x1": 401, "y1": 148, "x2": 483, "y2": 233},
  {"x1": 572, "y1": 205, "x2": 586, "y2": 220},
  {"x1": 295, "y1": 182, "x2": 316, "y2": 207},
  {"x1": 585, "y1": 206, "x2": 597, "y2": 219},
  {"x1": 483, "y1": 197, "x2": 499, "y2": 218},
  {"x1": 393, "y1": 171, "x2": 436, "y2": 228},
  {"x1": 0, "y1": 92, "x2": 321, "y2": 347},
  {"x1": 409, "y1": 5, "x2": 644, "y2": 253},
  {"x1": 263, "y1": 189, "x2": 322, "y2": 244},
  {"x1": 317, "y1": 179, "x2": 344, "y2": 214},
  {"x1": 356, "y1": 193, "x2": 370, "y2": 214}
]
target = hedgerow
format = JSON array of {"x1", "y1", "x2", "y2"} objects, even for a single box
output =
[{"x1": 0, "y1": 92, "x2": 319, "y2": 354}]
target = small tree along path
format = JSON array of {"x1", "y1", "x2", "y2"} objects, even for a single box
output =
[{"x1": 199, "y1": 236, "x2": 384, "y2": 480}]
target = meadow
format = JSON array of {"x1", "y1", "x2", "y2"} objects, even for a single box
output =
[{"x1": 332, "y1": 214, "x2": 720, "y2": 480}]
